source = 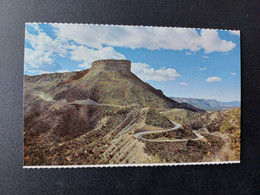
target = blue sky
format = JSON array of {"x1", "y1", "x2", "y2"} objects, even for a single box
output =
[{"x1": 24, "y1": 23, "x2": 240, "y2": 102}]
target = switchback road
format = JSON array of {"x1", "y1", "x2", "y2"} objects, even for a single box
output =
[{"x1": 134, "y1": 121, "x2": 206, "y2": 142}]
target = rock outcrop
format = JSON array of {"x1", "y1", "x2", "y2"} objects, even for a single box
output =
[
  {"x1": 91, "y1": 59, "x2": 131, "y2": 73},
  {"x1": 25, "y1": 59, "x2": 205, "y2": 111}
]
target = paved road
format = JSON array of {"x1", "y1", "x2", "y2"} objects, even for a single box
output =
[{"x1": 134, "y1": 120, "x2": 206, "y2": 142}]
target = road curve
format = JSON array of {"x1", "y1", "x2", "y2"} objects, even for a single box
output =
[{"x1": 134, "y1": 120, "x2": 205, "y2": 142}]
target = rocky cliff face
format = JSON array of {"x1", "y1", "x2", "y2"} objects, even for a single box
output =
[
  {"x1": 91, "y1": 59, "x2": 131, "y2": 73},
  {"x1": 25, "y1": 59, "x2": 202, "y2": 111}
]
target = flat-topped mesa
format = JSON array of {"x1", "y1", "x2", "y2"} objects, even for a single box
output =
[{"x1": 91, "y1": 59, "x2": 131, "y2": 73}]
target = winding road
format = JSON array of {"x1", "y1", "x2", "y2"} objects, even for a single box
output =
[{"x1": 134, "y1": 120, "x2": 205, "y2": 142}]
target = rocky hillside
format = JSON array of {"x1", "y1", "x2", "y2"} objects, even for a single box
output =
[
  {"x1": 24, "y1": 59, "x2": 207, "y2": 165},
  {"x1": 24, "y1": 102, "x2": 175, "y2": 165},
  {"x1": 25, "y1": 60, "x2": 204, "y2": 111}
]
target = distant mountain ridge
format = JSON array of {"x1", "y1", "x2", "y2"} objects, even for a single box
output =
[
  {"x1": 170, "y1": 97, "x2": 240, "y2": 111},
  {"x1": 223, "y1": 101, "x2": 240, "y2": 107}
]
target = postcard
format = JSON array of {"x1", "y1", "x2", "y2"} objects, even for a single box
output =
[{"x1": 23, "y1": 23, "x2": 240, "y2": 168}]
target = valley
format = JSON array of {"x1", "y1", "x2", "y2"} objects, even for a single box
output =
[{"x1": 24, "y1": 60, "x2": 240, "y2": 166}]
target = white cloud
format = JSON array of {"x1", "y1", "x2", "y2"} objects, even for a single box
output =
[
  {"x1": 69, "y1": 45, "x2": 125, "y2": 69},
  {"x1": 199, "y1": 67, "x2": 207, "y2": 71},
  {"x1": 206, "y1": 76, "x2": 222, "y2": 82},
  {"x1": 231, "y1": 72, "x2": 236, "y2": 76},
  {"x1": 25, "y1": 24, "x2": 237, "y2": 77},
  {"x1": 27, "y1": 69, "x2": 69, "y2": 75},
  {"x1": 230, "y1": 30, "x2": 240, "y2": 36},
  {"x1": 25, "y1": 24, "x2": 125, "y2": 71},
  {"x1": 185, "y1": 52, "x2": 192, "y2": 55},
  {"x1": 56, "y1": 69, "x2": 69, "y2": 73},
  {"x1": 25, "y1": 24, "x2": 67, "y2": 70},
  {"x1": 202, "y1": 56, "x2": 209, "y2": 58},
  {"x1": 179, "y1": 82, "x2": 187, "y2": 85},
  {"x1": 199, "y1": 30, "x2": 236, "y2": 53},
  {"x1": 26, "y1": 69, "x2": 54, "y2": 75},
  {"x1": 131, "y1": 63, "x2": 181, "y2": 81},
  {"x1": 51, "y1": 24, "x2": 236, "y2": 53},
  {"x1": 24, "y1": 48, "x2": 54, "y2": 69}
]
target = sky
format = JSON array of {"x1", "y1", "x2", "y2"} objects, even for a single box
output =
[{"x1": 24, "y1": 23, "x2": 241, "y2": 102}]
